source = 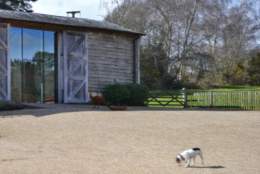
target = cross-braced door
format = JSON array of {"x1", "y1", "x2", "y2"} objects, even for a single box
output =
[
  {"x1": 63, "y1": 32, "x2": 89, "y2": 103},
  {"x1": 0, "y1": 23, "x2": 10, "y2": 101}
]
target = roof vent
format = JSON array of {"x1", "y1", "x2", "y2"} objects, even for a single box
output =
[{"x1": 66, "y1": 11, "x2": 81, "y2": 18}]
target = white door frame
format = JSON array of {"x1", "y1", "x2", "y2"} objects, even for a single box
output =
[
  {"x1": 63, "y1": 31, "x2": 89, "y2": 103},
  {"x1": 0, "y1": 23, "x2": 10, "y2": 101},
  {"x1": 7, "y1": 24, "x2": 10, "y2": 101}
]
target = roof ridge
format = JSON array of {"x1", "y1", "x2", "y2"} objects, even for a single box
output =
[{"x1": 0, "y1": 9, "x2": 144, "y2": 35}]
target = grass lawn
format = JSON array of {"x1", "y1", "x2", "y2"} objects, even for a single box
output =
[{"x1": 148, "y1": 86, "x2": 260, "y2": 109}]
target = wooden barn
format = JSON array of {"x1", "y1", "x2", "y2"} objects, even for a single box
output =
[{"x1": 0, "y1": 9, "x2": 143, "y2": 104}]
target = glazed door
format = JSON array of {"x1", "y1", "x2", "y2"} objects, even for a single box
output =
[
  {"x1": 63, "y1": 32, "x2": 88, "y2": 103},
  {"x1": 0, "y1": 23, "x2": 10, "y2": 101},
  {"x1": 9, "y1": 28, "x2": 56, "y2": 103}
]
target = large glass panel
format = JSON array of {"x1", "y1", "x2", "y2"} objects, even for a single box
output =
[
  {"x1": 10, "y1": 27, "x2": 22, "y2": 103},
  {"x1": 43, "y1": 31, "x2": 55, "y2": 103},
  {"x1": 10, "y1": 27, "x2": 56, "y2": 103},
  {"x1": 23, "y1": 29, "x2": 43, "y2": 103}
]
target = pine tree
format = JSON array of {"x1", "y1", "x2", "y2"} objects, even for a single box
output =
[{"x1": 0, "y1": 0, "x2": 37, "y2": 12}]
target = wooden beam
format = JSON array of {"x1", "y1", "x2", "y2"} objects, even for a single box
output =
[
  {"x1": 133, "y1": 38, "x2": 141, "y2": 84},
  {"x1": 63, "y1": 32, "x2": 68, "y2": 103},
  {"x1": 85, "y1": 33, "x2": 89, "y2": 102},
  {"x1": 0, "y1": 19, "x2": 142, "y2": 38},
  {"x1": 57, "y1": 32, "x2": 63, "y2": 103}
]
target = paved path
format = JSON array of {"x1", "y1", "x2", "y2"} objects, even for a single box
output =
[{"x1": 0, "y1": 107, "x2": 259, "y2": 174}]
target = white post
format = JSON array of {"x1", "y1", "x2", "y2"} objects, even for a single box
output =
[
  {"x1": 85, "y1": 33, "x2": 89, "y2": 102},
  {"x1": 7, "y1": 24, "x2": 11, "y2": 101}
]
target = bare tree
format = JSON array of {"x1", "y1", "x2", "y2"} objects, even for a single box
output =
[{"x1": 104, "y1": 0, "x2": 260, "y2": 88}]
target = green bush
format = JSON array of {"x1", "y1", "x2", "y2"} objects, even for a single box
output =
[
  {"x1": 103, "y1": 84, "x2": 149, "y2": 106},
  {"x1": 0, "y1": 101, "x2": 5, "y2": 108},
  {"x1": 126, "y1": 84, "x2": 149, "y2": 106},
  {"x1": 103, "y1": 84, "x2": 130, "y2": 106}
]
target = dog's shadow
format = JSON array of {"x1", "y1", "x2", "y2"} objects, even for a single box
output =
[{"x1": 189, "y1": 165, "x2": 225, "y2": 169}]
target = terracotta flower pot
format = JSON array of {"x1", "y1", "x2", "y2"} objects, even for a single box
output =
[{"x1": 109, "y1": 105, "x2": 128, "y2": 111}]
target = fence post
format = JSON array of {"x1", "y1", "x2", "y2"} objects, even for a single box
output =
[
  {"x1": 183, "y1": 88, "x2": 188, "y2": 108},
  {"x1": 210, "y1": 91, "x2": 214, "y2": 107}
]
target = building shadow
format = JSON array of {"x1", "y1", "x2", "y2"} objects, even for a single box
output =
[
  {"x1": 0, "y1": 104, "x2": 107, "y2": 118},
  {"x1": 0, "y1": 104, "x2": 253, "y2": 118}
]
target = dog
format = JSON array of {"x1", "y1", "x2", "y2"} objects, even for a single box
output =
[{"x1": 176, "y1": 147, "x2": 204, "y2": 167}]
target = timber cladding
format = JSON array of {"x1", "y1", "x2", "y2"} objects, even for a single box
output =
[
  {"x1": 0, "y1": 9, "x2": 142, "y2": 103},
  {"x1": 88, "y1": 32, "x2": 134, "y2": 92}
]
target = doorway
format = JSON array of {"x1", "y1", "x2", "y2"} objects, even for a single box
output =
[{"x1": 63, "y1": 32, "x2": 89, "y2": 103}]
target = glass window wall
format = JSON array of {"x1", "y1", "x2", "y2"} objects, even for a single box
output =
[{"x1": 10, "y1": 27, "x2": 56, "y2": 103}]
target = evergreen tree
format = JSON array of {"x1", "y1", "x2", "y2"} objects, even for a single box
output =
[{"x1": 0, "y1": 0, "x2": 37, "y2": 12}]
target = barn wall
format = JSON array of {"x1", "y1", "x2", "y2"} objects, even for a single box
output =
[{"x1": 87, "y1": 32, "x2": 135, "y2": 92}]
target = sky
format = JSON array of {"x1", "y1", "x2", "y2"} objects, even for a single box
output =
[
  {"x1": 33, "y1": 0, "x2": 108, "y2": 20},
  {"x1": 32, "y1": 0, "x2": 247, "y2": 21}
]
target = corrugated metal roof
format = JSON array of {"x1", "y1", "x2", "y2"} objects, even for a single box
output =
[{"x1": 0, "y1": 9, "x2": 143, "y2": 35}]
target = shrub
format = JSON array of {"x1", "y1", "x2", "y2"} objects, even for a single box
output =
[
  {"x1": 0, "y1": 101, "x2": 25, "y2": 111},
  {"x1": 126, "y1": 84, "x2": 149, "y2": 106},
  {"x1": 103, "y1": 84, "x2": 149, "y2": 106},
  {"x1": 103, "y1": 84, "x2": 130, "y2": 106}
]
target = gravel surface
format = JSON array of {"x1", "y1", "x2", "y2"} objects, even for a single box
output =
[{"x1": 0, "y1": 107, "x2": 259, "y2": 174}]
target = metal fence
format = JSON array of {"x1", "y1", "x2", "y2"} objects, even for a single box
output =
[
  {"x1": 187, "y1": 90, "x2": 260, "y2": 110},
  {"x1": 148, "y1": 89, "x2": 260, "y2": 110}
]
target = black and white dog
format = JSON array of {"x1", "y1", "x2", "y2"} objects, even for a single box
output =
[{"x1": 176, "y1": 148, "x2": 204, "y2": 167}]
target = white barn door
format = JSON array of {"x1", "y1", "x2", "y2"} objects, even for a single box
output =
[
  {"x1": 0, "y1": 23, "x2": 10, "y2": 101},
  {"x1": 63, "y1": 32, "x2": 89, "y2": 103}
]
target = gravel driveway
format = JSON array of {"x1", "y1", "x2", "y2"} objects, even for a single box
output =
[{"x1": 0, "y1": 106, "x2": 259, "y2": 174}]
